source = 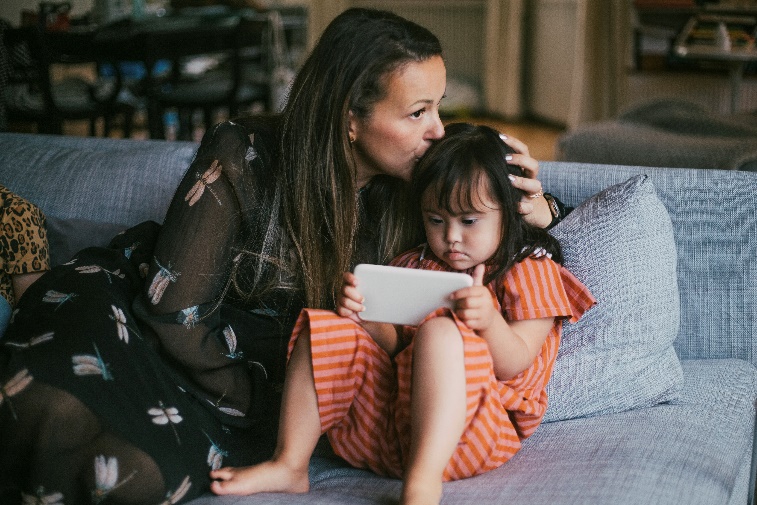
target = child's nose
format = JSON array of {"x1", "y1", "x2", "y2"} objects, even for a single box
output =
[{"x1": 445, "y1": 225, "x2": 461, "y2": 243}]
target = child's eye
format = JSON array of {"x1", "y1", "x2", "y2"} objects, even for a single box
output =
[
  {"x1": 462, "y1": 218, "x2": 478, "y2": 226},
  {"x1": 426, "y1": 216, "x2": 443, "y2": 225}
]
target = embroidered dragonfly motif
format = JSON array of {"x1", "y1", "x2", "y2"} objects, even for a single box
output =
[
  {"x1": 203, "y1": 431, "x2": 228, "y2": 470},
  {"x1": 177, "y1": 306, "x2": 200, "y2": 328},
  {"x1": 222, "y1": 325, "x2": 243, "y2": 359},
  {"x1": 251, "y1": 361, "x2": 268, "y2": 380},
  {"x1": 156, "y1": 476, "x2": 191, "y2": 505},
  {"x1": 75, "y1": 265, "x2": 125, "y2": 284},
  {"x1": 42, "y1": 290, "x2": 77, "y2": 311},
  {"x1": 185, "y1": 159, "x2": 222, "y2": 207},
  {"x1": 123, "y1": 241, "x2": 140, "y2": 259},
  {"x1": 108, "y1": 305, "x2": 140, "y2": 343},
  {"x1": 204, "y1": 397, "x2": 245, "y2": 417},
  {"x1": 4, "y1": 331, "x2": 54, "y2": 350},
  {"x1": 72, "y1": 343, "x2": 114, "y2": 381},
  {"x1": 147, "y1": 259, "x2": 180, "y2": 305},
  {"x1": 218, "y1": 406, "x2": 245, "y2": 417},
  {"x1": 91, "y1": 455, "x2": 137, "y2": 504},
  {"x1": 1, "y1": 368, "x2": 33, "y2": 420},
  {"x1": 148, "y1": 401, "x2": 183, "y2": 445},
  {"x1": 21, "y1": 486, "x2": 63, "y2": 505},
  {"x1": 204, "y1": 396, "x2": 247, "y2": 418}
]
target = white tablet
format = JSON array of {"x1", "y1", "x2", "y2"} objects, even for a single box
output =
[{"x1": 353, "y1": 264, "x2": 473, "y2": 326}]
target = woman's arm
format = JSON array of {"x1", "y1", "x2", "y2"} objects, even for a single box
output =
[{"x1": 134, "y1": 121, "x2": 265, "y2": 416}]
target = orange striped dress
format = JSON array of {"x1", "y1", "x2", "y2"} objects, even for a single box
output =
[{"x1": 288, "y1": 246, "x2": 595, "y2": 481}]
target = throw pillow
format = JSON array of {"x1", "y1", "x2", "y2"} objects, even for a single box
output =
[
  {"x1": 543, "y1": 174, "x2": 683, "y2": 422},
  {"x1": 45, "y1": 216, "x2": 127, "y2": 267}
]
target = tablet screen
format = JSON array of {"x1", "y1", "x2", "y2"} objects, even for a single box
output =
[{"x1": 354, "y1": 264, "x2": 473, "y2": 326}]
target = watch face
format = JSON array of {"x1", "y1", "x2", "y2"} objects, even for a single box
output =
[{"x1": 545, "y1": 195, "x2": 560, "y2": 218}]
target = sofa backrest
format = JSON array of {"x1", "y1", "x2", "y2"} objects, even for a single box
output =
[
  {"x1": 0, "y1": 132, "x2": 197, "y2": 265},
  {"x1": 0, "y1": 133, "x2": 197, "y2": 224},
  {"x1": 1, "y1": 133, "x2": 755, "y2": 366},
  {"x1": 541, "y1": 161, "x2": 757, "y2": 366}
]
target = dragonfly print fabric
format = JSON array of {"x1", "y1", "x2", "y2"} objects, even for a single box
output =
[{"x1": 0, "y1": 122, "x2": 301, "y2": 504}]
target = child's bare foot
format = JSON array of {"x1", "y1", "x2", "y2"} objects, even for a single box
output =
[
  {"x1": 400, "y1": 480, "x2": 443, "y2": 505},
  {"x1": 209, "y1": 460, "x2": 310, "y2": 496}
]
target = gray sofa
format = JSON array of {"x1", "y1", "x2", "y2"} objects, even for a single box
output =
[{"x1": 1, "y1": 131, "x2": 755, "y2": 505}]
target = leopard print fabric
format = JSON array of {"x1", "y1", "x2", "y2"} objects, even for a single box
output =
[{"x1": 0, "y1": 185, "x2": 50, "y2": 307}]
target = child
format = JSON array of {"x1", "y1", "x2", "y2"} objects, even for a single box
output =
[{"x1": 209, "y1": 123, "x2": 596, "y2": 504}]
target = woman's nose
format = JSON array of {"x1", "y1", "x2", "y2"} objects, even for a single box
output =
[{"x1": 427, "y1": 111, "x2": 445, "y2": 140}]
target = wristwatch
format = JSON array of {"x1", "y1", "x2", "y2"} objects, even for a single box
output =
[{"x1": 543, "y1": 193, "x2": 561, "y2": 229}]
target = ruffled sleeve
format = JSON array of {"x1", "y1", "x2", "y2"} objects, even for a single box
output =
[{"x1": 496, "y1": 256, "x2": 595, "y2": 324}]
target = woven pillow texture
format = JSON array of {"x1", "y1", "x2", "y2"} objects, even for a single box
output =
[{"x1": 544, "y1": 174, "x2": 683, "y2": 422}]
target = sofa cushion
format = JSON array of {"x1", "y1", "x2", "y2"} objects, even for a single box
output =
[
  {"x1": 543, "y1": 174, "x2": 683, "y2": 422},
  {"x1": 538, "y1": 163, "x2": 757, "y2": 367},
  {"x1": 186, "y1": 359, "x2": 757, "y2": 505},
  {"x1": 45, "y1": 216, "x2": 129, "y2": 266}
]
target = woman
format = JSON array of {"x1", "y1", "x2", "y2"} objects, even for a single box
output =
[
  {"x1": 0, "y1": 8, "x2": 554, "y2": 504},
  {"x1": 208, "y1": 124, "x2": 594, "y2": 504}
]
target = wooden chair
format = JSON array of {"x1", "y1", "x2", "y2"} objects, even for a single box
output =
[
  {"x1": 1, "y1": 25, "x2": 132, "y2": 136},
  {"x1": 144, "y1": 12, "x2": 270, "y2": 140}
]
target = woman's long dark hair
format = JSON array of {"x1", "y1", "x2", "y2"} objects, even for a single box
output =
[
  {"x1": 274, "y1": 8, "x2": 443, "y2": 309},
  {"x1": 412, "y1": 123, "x2": 562, "y2": 284}
]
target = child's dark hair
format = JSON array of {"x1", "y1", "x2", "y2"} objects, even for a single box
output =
[{"x1": 412, "y1": 122, "x2": 562, "y2": 284}]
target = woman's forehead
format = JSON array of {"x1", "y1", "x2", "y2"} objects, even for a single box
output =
[{"x1": 382, "y1": 56, "x2": 446, "y2": 110}]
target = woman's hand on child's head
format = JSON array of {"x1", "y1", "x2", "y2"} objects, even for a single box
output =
[
  {"x1": 336, "y1": 271, "x2": 364, "y2": 323},
  {"x1": 500, "y1": 133, "x2": 538, "y2": 179},
  {"x1": 500, "y1": 134, "x2": 552, "y2": 228},
  {"x1": 450, "y1": 264, "x2": 498, "y2": 331}
]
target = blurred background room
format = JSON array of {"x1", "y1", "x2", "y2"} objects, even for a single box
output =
[{"x1": 1, "y1": 0, "x2": 755, "y2": 162}]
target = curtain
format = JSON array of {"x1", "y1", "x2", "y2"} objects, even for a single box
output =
[{"x1": 567, "y1": 0, "x2": 631, "y2": 129}]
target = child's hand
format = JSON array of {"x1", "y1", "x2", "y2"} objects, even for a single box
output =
[
  {"x1": 336, "y1": 271, "x2": 400, "y2": 355},
  {"x1": 336, "y1": 271, "x2": 364, "y2": 323},
  {"x1": 450, "y1": 264, "x2": 498, "y2": 331}
]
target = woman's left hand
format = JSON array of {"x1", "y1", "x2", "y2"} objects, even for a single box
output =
[{"x1": 501, "y1": 134, "x2": 553, "y2": 229}]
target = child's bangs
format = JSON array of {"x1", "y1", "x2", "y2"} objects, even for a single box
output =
[{"x1": 430, "y1": 164, "x2": 494, "y2": 214}]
